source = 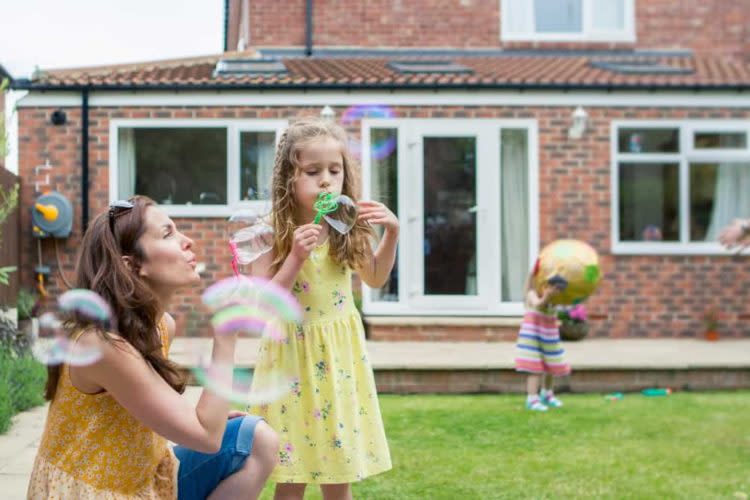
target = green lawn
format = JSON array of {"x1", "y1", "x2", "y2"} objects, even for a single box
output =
[{"x1": 259, "y1": 392, "x2": 750, "y2": 499}]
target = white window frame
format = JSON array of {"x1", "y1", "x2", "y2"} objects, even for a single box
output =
[
  {"x1": 361, "y1": 118, "x2": 539, "y2": 317},
  {"x1": 611, "y1": 120, "x2": 750, "y2": 255},
  {"x1": 109, "y1": 119, "x2": 287, "y2": 217},
  {"x1": 500, "y1": 0, "x2": 636, "y2": 43}
]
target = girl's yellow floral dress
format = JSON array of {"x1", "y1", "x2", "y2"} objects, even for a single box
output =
[{"x1": 249, "y1": 240, "x2": 392, "y2": 484}]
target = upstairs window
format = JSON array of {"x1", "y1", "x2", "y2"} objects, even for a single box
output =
[{"x1": 501, "y1": 0, "x2": 635, "y2": 43}]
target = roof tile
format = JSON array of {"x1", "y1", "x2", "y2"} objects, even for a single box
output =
[{"x1": 20, "y1": 53, "x2": 750, "y2": 89}]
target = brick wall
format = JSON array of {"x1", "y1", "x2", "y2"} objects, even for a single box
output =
[
  {"x1": 16, "y1": 104, "x2": 750, "y2": 339},
  {"x1": 230, "y1": 0, "x2": 750, "y2": 62}
]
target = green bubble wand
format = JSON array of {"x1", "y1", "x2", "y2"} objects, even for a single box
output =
[{"x1": 313, "y1": 192, "x2": 339, "y2": 224}]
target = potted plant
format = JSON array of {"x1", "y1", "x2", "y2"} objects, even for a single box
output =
[
  {"x1": 557, "y1": 304, "x2": 589, "y2": 341},
  {"x1": 702, "y1": 307, "x2": 721, "y2": 342}
]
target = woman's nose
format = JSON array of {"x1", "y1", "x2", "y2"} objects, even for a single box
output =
[{"x1": 182, "y1": 234, "x2": 194, "y2": 249}]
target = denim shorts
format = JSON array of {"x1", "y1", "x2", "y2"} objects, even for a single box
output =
[{"x1": 173, "y1": 415, "x2": 264, "y2": 500}]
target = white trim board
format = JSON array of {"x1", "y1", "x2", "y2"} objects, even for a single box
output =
[
  {"x1": 16, "y1": 90, "x2": 750, "y2": 109},
  {"x1": 3, "y1": 90, "x2": 25, "y2": 175}
]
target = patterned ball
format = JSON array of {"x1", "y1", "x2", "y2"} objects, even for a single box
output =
[{"x1": 532, "y1": 239, "x2": 601, "y2": 306}]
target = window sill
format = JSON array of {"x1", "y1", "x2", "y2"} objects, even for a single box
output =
[
  {"x1": 501, "y1": 33, "x2": 636, "y2": 43},
  {"x1": 158, "y1": 205, "x2": 234, "y2": 218},
  {"x1": 612, "y1": 242, "x2": 742, "y2": 256}
]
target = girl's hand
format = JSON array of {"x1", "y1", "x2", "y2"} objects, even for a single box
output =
[
  {"x1": 358, "y1": 201, "x2": 399, "y2": 233},
  {"x1": 292, "y1": 223, "x2": 322, "y2": 261},
  {"x1": 227, "y1": 410, "x2": 247, "y2": 420},
  {"x1": 541, "y1": 284, "x2": 561, "y2": 303},
  {"x1": 719, "y1": 218, "x2": 750, "y2": 249}
]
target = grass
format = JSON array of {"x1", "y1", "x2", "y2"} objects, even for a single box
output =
[
  {"x1": 0, "y1": 349, "x2": 47, "y2": 434},
  {"x1": 258, "y1": 392, "x2": 750, "y2": 499}
]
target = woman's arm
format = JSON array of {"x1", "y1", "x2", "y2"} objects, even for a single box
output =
[{"x1": 71, "y1": 332, "x2": 237, "y2": 453}]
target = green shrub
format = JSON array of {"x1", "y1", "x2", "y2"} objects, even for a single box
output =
[
  {"x1": 8, "y1": 354, "x2": 46, "y2": 413},
  {"x1": 16, "y1": 289, "x2": 38, "y2": 321},
  {"x1": 0, "y1": 314, "x2": 30, "y2": 356},
  {"x1": 0, "y1": 322, "x2": 47, "y2": 434}
]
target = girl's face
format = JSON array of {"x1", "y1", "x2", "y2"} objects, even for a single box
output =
[
  {"x1": 293, "y1": 136, "x2": 346, "y2": 223},
  {"x1": 135, "y1": 206, "x2": 200, "y2": 293}
]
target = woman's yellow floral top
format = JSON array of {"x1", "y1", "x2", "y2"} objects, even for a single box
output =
[{"x1": 27, "y1": 318, "x2": 178, "y2": 499}]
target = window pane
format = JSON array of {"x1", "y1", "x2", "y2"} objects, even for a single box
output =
[
  {"x1": 500, "y1": 129, "x2": 529, "y2": 302},
  {"x1": 370, "y1": 129, "x2": 399, "y2": 302},
  {"x1": 240, "y1": 131, "x2": 276, "y2": 201},
  {"x1": 130, "y1": 128, "x2": 227, "y2": 205},
  {"x1": 694, "y1": 132, "x2": 747, "y2": 150},
  {"x1": 592, "y1": 0, "x2": 625, "y2": 30},
  {"x1": 504, "y1": 0, "x2": 531, "y2": 34},
  {"x1": 690, "y1": 162, "x2": 750, "y2": 241},
  {"x1": 534, "y1": 0, "x2": 582, "y2": 33},
  {"x1": 423, "y1": 137, "x2": 477, "y2": 295},
  {"x1": 618, "y1": 128, "x2": 679, "y2": 154},
  {"x1": 619, "y1": 163, "x2": 679, "y2": 241}
]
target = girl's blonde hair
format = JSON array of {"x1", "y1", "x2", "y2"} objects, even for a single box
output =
[{"x1": 270, "y1": 117, "x2": 374, "y2": 271}]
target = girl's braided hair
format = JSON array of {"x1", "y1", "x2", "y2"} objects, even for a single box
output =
[{"x1": 270, "y1": 117, "x2": 374, "y2": 272}]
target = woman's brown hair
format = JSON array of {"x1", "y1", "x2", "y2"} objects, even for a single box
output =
[
  {"x1": 270, "y1": 117, "x2": 374, "y2": 272},
  {"x1": 45, "y1": 195, "x2": 186, "y2": 400}
]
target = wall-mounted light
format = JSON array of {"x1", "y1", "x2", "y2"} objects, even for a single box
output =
[
  {"x1": 568, "y1": 106, "x2": 588, "y2": 139},
  {"x1": 50, "y1": 109, "x2": 67, "y2": 126},
  {"x1": 320, "y1": 105, "x2": 335, "y2": 122}
]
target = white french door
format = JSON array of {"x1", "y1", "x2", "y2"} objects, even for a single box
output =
[
  {"x1": 405, "y1": 121, "x2": 500, "y2": 310},
  {"x1": 362, "y1": 118, "x2": 538, "y2": 316}
]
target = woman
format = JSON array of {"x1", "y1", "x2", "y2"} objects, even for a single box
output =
[{"x1": 27, "y1": 195, "x2": 278, "y2": 499}]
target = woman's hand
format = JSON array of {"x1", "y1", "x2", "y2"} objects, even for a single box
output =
[
  {"x1": 357, "y1": 200, "x2": 399, "y2": 234},
  {"x1": 291, "y1": 223, "x2": 323, "y2": 261}
]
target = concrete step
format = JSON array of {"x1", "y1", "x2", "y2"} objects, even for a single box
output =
[
  {"x1": 364, "y1": 315, "x2": 522, "y2": 341},
  {"x1": 171, "y1": 338, "x2": 750, "y2": 393}
]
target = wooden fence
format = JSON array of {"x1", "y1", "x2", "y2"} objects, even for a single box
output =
[{"x1": 0, "y1": 168, "x2": 20, "y2": 307}]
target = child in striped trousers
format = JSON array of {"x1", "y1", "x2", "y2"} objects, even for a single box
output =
[{"x1": 514, "y1": 273, "x2": 571, "y2": 411}]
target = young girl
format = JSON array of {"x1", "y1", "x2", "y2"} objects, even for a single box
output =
[
  {"x1": 28, "y1": 196, "x2": 278, "y2": 499},
  {"x1": 248, "y1": 118, "x2": 398, "y2": 499},
  {"x1": 514, "y1": 272, "x2": 571, "y2": 412}
]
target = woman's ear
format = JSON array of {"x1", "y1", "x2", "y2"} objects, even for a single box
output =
[{"x1": 121, "y1": 255, "x2": 141, "y2": 275}]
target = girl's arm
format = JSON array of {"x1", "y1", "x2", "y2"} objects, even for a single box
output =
[
  {"x1": 719, "y1": 218, "x2": 750, "y2": 249},
  {"x1": 526, "y1": 285, "x2": 557, "y2": 310},
  {"x1": 356, "y1": 201, "x2": 399, "y2": 288},
  {"x1": 70, "y1": 331, "x2": 237, "y2": 454},
  {"x1": 250, "y1": 223, "x2": 322, "y2": 289}
]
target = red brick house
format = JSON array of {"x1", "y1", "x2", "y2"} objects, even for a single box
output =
[{"x1": 6, "y1": 0, "x2": 750, "y2": 339}]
